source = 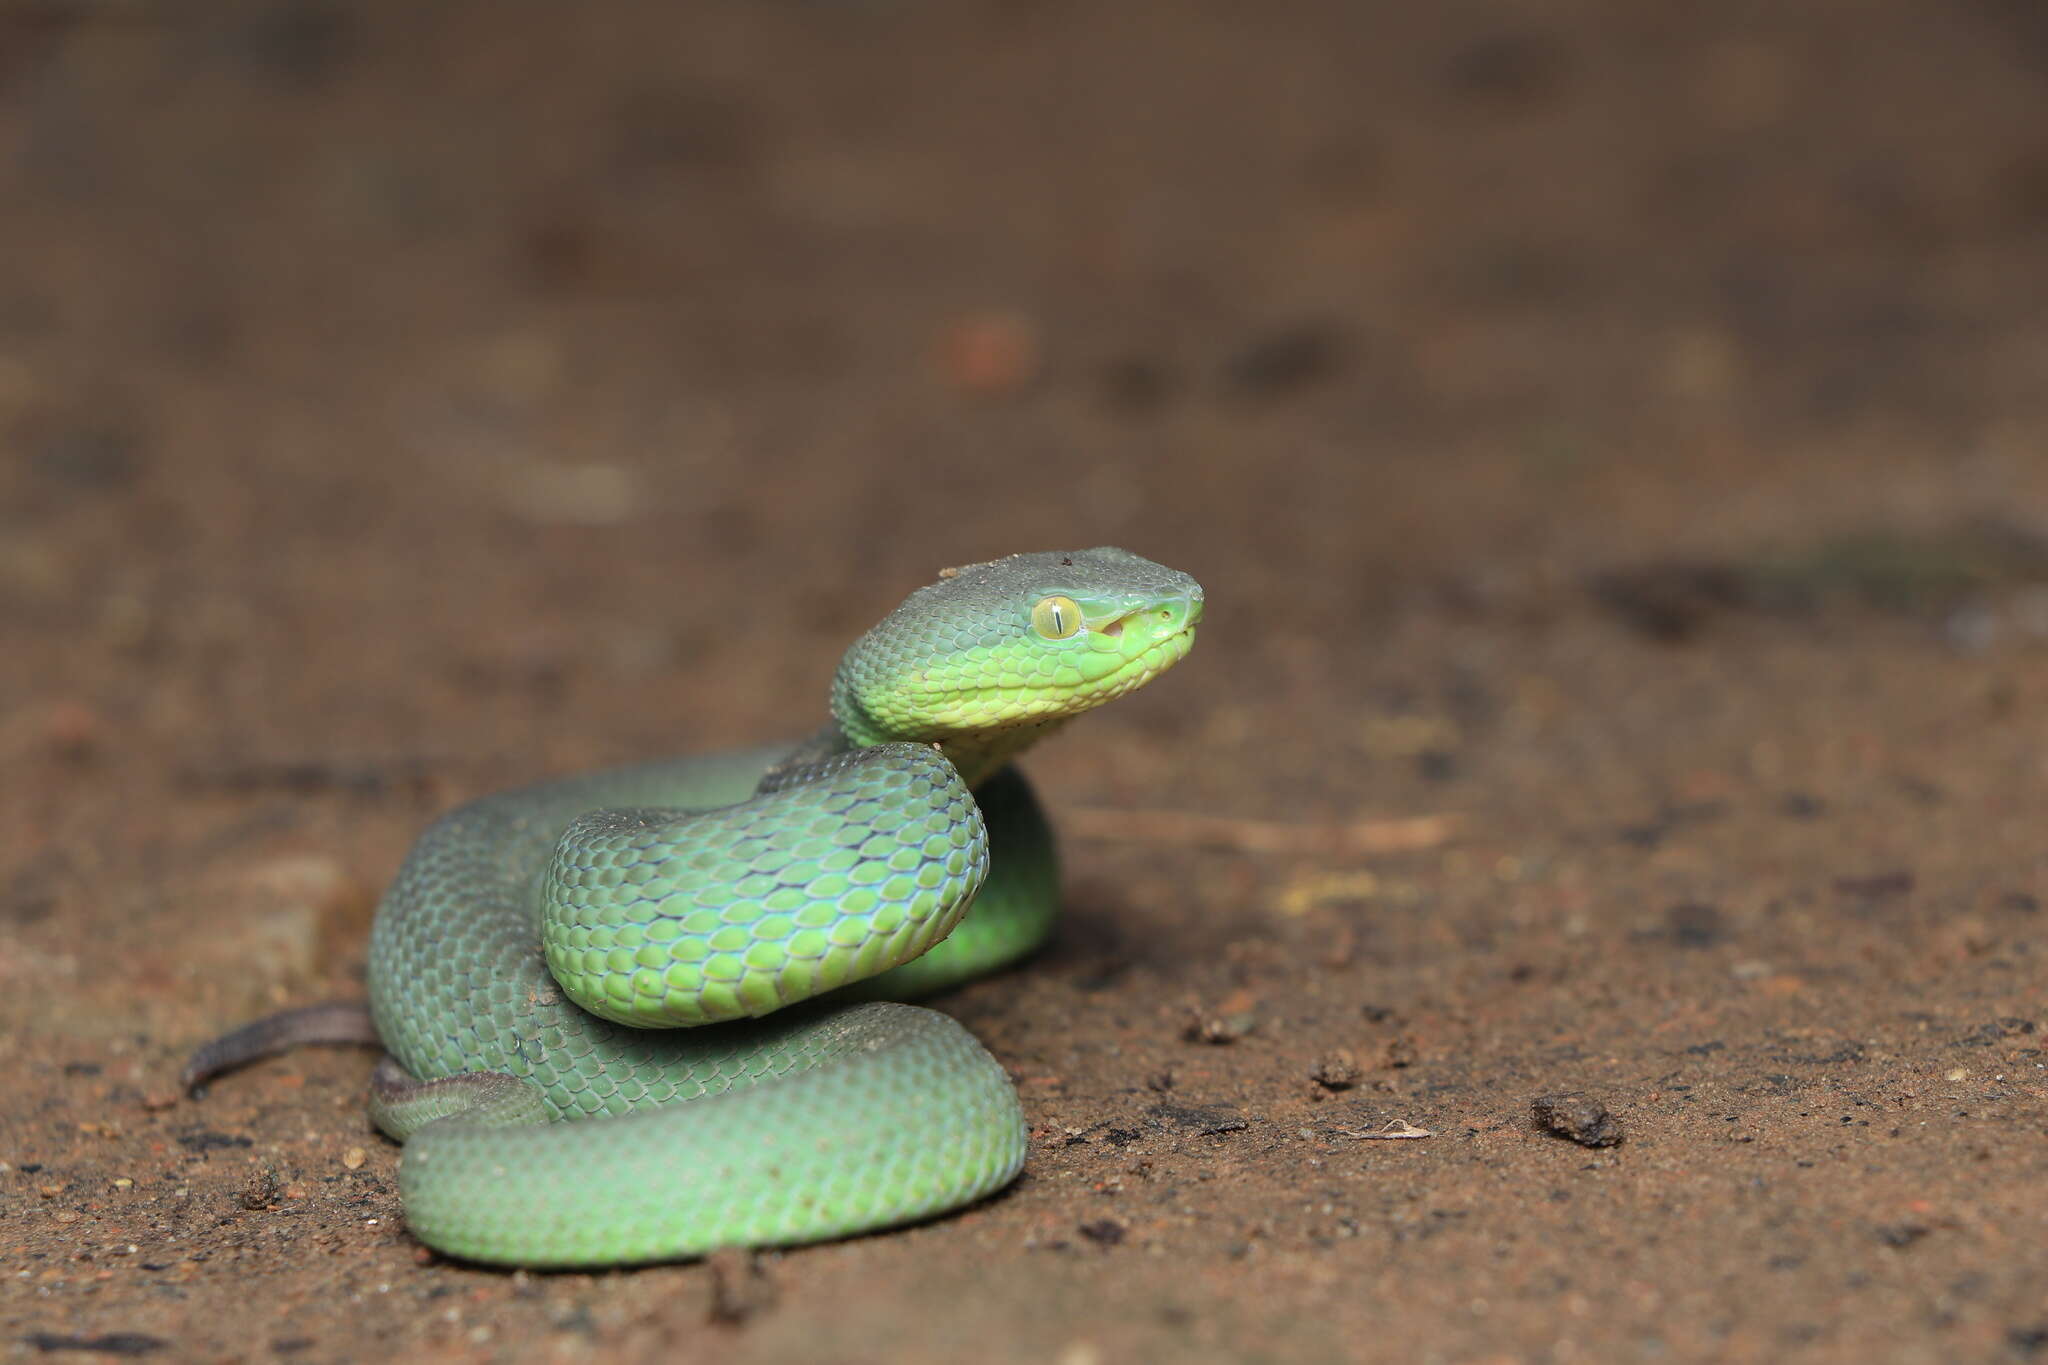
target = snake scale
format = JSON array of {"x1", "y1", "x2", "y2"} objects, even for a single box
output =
[{"x1": 192, "y1": 548, "x2": 1202, "y2": 1267}]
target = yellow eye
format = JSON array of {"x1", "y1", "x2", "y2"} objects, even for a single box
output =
[{"x1": 1030, "y1": 594, "x2": 1083, "y2": 639}]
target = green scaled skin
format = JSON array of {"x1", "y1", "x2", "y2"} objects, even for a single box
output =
[{"x1": 365, "y1": 548, "x2": 1203, "y2": 1266}]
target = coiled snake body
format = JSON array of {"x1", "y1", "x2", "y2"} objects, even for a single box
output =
[{"x1": 193, "y1": 548, "x2": 1201, "y2": 1266}]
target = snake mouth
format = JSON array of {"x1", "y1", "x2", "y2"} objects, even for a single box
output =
[
  {"x1": 1089, "y1": 589, "x2": 1203, "y2": 644},
  {"x1": 1092, "y1": 617, "x2": 1198, "y2": 701}
]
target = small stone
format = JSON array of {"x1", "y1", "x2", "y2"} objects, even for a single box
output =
[
  {"x1": 236, "y1": 1167, "x2": 282, "y2": 1210},
  {"x1": 1186, "y1": 1011, "x2": 1256, "y2": 1044},
  {"x1": 1309, "y1": 1049, "x2": 1363, "y2": 1090},
  {"x1": 1531, "y1": 1093, "x2": 1624, "y2": 1147},
  {"x1": 341, "y1": 1147, "x2": 366, "y2": 1170}
]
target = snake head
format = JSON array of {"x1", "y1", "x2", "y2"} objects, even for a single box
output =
[{"x1": 831, "y1": 547, "x2": 1203, "y2": 747}]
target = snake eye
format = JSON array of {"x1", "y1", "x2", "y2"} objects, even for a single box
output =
[{"x1": 1030, "y1": 594, "x2": 1083, "y2": 640}]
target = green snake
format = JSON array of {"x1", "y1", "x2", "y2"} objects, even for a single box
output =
[{"x1": 187, "y1": 548, "x2": 1201, "y2": 1266}]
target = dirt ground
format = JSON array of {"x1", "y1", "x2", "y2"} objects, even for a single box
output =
[{"x1": 4, "y1": 2, "x2": 2047, "y2": 1361}]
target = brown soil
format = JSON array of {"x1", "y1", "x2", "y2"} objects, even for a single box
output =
[{"x1": 4, "y1": 4, "x2": 2046, "y2": 1362}]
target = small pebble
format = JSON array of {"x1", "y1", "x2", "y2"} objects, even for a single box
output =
[
  {"x1": 1186, "y1": 1011, "x2": 1256, "y2": 1044},
  {"x1": 1309, "y1": 1049, "x2": 1363, "y2": 1090},
  {"x1": 1531, "y1": 1093, "x2": 1624, "y2": 1147},
  {"x1": 236, "y1": 1168, "x2": 282, "y2": 1210}
]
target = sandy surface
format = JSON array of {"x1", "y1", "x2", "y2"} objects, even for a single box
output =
[{"x1": 4, "y1": 3, "x2": 2046, "y2": 1361}]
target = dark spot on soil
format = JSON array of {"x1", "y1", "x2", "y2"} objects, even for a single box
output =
[
  {"x1": 231, "y1": 5, "x2": 356, "y2": 89},
  {"x1": 1666, "y1": 902, "x2": 1727, "y2": 948},
  {"x1": 1777, "y1": 1042, "x2": 1865, "y2": 1065},
  {"x1": 1443, "y1": 27, "x2": 1571, "y2": 109},
  {"x1": 1078, "y1": 1219, "x2": 1127, "y2": 1246},
  {"x1": 1895, "y1": 776, "x2": 1944, "y2": 805},
  {"x1": 521, "y1": 217, "x2": 597, "y2": 292},
  {"x1": 2010, "y1": 1324, "x2": 2048, "y2": 1356},
  {"x1": 1531, "y1": 1094, "x2": 1624, "y2": 1148},
  {"x1": 23, "y1": 1333, "x2": 166, "y2": 1356},
  {"x1": 1999, "y1": 891, "x2": 2040, "y2": 913},
  {"x1": 1779, "y1": 793, "x2": 1827, "y2": 819},
  {"x1": 1964, "y1": 1018, "x2": 2038, "y2": 1045},
  {"x1": 1618, "y1": 801, "x2": 1729, "y2": 850},
  {"x1": 61, "y1": 1061, "x2": 100, "y2": 1077},
  {"x1": 1588, "y1": 560, "x2": 1749, "y2": 641},
  {"x1": 610, "y1": 87, "x2": 755, "y2": 183},
  {"x1": 1834, "y1": 871, "x2": 1915, "y2": 901},
  {"x1": 1875, "y1": 1223, "x2": 1930, "y2": 1248},
  {"x1": 1219, "y1": 322, "x2": 1343, "y2": 399},
  {"x1": 176, "y1": 1131, "x2": 254, "y2": 1153},
  {"x1": 28, "y1": 419, "x2": 140, "y2": 490},
  {"x1": 1416, "y1": 749, "x2": 1459, "y2": 782},
  {"x1": 1145, "y1": 1102, "x2": 1249, "y2": 1137},
  {"x1": 1099, "y1": 357, "x2": 1175, "y2": 415},
  {"x1": 2, "y1": 859, "x2": 60, "y2": 926},
  {"x1": 706, "y1": 1247, "x2": 776, "y2": 1325}
]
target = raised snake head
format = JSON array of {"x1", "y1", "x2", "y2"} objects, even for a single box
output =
[{"x1": 830, "y1": 547, "x2": 1203, "y2": 753}]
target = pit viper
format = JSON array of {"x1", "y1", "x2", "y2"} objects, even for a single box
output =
[{"x1": 188, "y1": 548, "x2": 1202, "y2": 1266}]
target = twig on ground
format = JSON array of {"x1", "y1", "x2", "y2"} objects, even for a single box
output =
[{"x1": 1335, "y1": 1120, "x2": 1436, "y2": 1140}]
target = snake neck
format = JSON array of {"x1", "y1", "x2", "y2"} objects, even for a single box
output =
[{"x1": 827, "y1": 686, "x2": 1064, "y2": 791}]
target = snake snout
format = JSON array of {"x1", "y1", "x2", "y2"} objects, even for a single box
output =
[{"x1": 1098, "y1": 585, "x2": 1203, "y2": 641}]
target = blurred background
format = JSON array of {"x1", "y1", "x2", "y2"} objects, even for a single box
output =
[{"x1": 4, "y1": 3, "x2": 2046, "y2": 1362}]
